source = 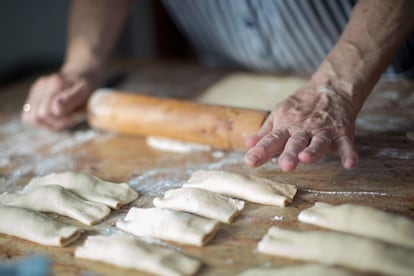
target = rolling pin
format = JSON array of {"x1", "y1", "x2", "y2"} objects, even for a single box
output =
[{"x1": 87, "y1": 89, "x2": 269, "y2": 151}]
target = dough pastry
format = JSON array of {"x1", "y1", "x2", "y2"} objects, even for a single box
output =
[
  {"x1": 153, "y1": 187, "x2": 245, "y2": 223},
  {"x1": 0, "y1": 205, "x2": 81, "y2": 246},
  {"x1": 197, "y1": 73, "x2": 306, "y2": 110},
  {"x1": 257, "y1": 227, "x2": 414, "y2": 276},
  {"x1": 24, "y1": 172, "x2": 139, "y2": 208},
  {"x1": 146, "y1": 136, "x2": 211, "y2": 153},
  {"x1": 184, "y1": 170, "x2": 296, "y2": 206},
  {"x1": 0, "y1": 185, "x2": 111, "y2": 226},
  {"x1": 298, "y1": 202, "x2": 414, "y2": 248},
  {"x1": 75, "y1": 235, "x2": 201, "y2": 276},
  {"x1": 238, "y1": 264, "x2": 353, "y2": 276},
  {"x1": 116, "y1": 207, "x2": 219, "y2": 246}
]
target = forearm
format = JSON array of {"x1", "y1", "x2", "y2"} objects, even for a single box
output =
[
  {"x1": 62, "y1": 0, "x2": 134, "y2": 76},
  {"x1": 312, "y1": 0, "x2": 414, "y2": 112}
]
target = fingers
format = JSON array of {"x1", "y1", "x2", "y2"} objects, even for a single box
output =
[
  {"x1": 245, "y1": 135, "x2": 262, "y2": 149},
  {"x1": 245, "y1": 124, "x2": 357, "y2": 172},
  {"x1": 22, "y1": 74, "x2": 92, "y2": 131},
  {"x1": 245, "y1": 116, "x2": 273, "y2": 149},
  {"x1": 333, "y1": 135, "x2": 359, "y2": 169},
  {"x1": 245, "y1": 129, "x2": 334, "y2": 171},
  {"x1": 298, "y1": 132, "x2": 331, "y2": 164},
  {"x1": 23, "y1": 107, "x2": 76, "y2": 131},
  {"x1": 244, "y1": 83, "x2": 359, "y2": 171},
  {"x1": 22, "y1": 76, "x2": 55, "y2": 129},
  {"x1": 278, "y1": 132, "x2": 312, "y2": 172},
  {"x1": 50, "y1": 80, "x2": 90, "y2": 116},
  {"x1": 244, "y1": 129, "x2": 289, "y2": 167}
]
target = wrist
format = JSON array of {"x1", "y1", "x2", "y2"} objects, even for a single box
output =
[
  {"x1": 61, "y1": 60, "x2": 104, "y2": 89},
  {"x1": 62, "y1": 44, "x2": 106, "y2": 75},
  {"x1": 310, "y1": 54, "x2": 373, "y2": 113}
]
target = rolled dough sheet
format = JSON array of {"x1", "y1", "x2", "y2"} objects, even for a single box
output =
[
  {"x1": 0, "y1": 185, "x2": 111, "y2": 226},
  {"x1": 146, "y1": 136, "x2": 211, "y2": 153},
  {"x1": 75, "y1": 235, "x2": 201, "y2": 276},
  {"x1": 23, "y1": 172, "x2": 139, "y2": 209},
  {"x1": 238, "y1": 264, "x2": 353, "y2": 276},
  {"x1": 184, "y1": 170, "x2": 297, "y2": 206},
  {"x1": 197, "y1": 73, "x2": 307, "y2": 110},
  {"x1": 257, "y1": 227, "x2": 414, "y2": 276},
  {"x1": 153, "y1": 187, "x2": 245, "y2": 223},
  {"x1": 0, "y1": 205, "x2": 81, "y2": 246},
  {"x1": 116, "y1": 207, "x2": 219, "y2": 246},
  {"x1": 298, "y1": 202, "x2": 414, "y2": 248}
]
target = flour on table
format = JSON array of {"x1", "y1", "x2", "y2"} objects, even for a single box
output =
[
  {"x1": 0, "y1": 205, "x2": 81, "y2": 246},
  {"x1": 153, "y1": 187, "x2": 245, "y2": 223},
  {"x1": 298, "y1": 202, "x2": 414, "y2": 248},
  {"x1": 116, "y1": 207, "x2": 219, "y2": 246},
  {"x1": 24, "y1": 172, "x2": 138, "y2": 209},
  {"x1": 257, "y1": 227, "x2": 414, "y2": 276},
  {"x1": 146, "y1": 136, "x2": 211, "y2": 153},
  {"x1": 184, "y1": 170, "x2": 297, "y2": 206},
  {"x1": 75, "y1": 235, "x2": 201, "y2": 276},
  {"x1": 0, "y1": 185, "x2": 110, "y2": 226}
]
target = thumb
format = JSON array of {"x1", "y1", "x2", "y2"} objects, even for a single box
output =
[
  {"x1": 245, "y1": 114, "x2": 273, "y2": 148},
  {"x1": 51, "y1": 80, "x2": 92, "y2": 116}
]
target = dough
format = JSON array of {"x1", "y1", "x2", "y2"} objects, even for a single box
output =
[
  {"x1": 298, "y1": 202, "x2": 414, "y2": 248},
  {"x1": 0, "y1": 185, "x2": 111, "y2": 226},
  {"x1": 24, "y1": 172, "x2": 139, "y2": 209},
  {"x1": 184, "y1": 170, "x2": 297, "y2": 206},
  {"x1": 75, "y1": 235, "x2": 201, "y2": 276},
  {"x1": 116, "y1": 207, "x2": 219, "y2": 246},
  {"x1": 257, "y1": 227, "x2": 414, "y2": 276},
  {"x1": 0, "y1": 205, "x2": 81, "y2": 246},
  {"x1": 153, "y1": 187, "x2": 245, "y2": 223},
  {"x1": 146, "y1": 136, "x2": 211, "y2": 153},
  {"x1": 197, "y1": 73, "x2": 306, "y2": 110},
  {"x1": 238, "y1": 264, "x2": 353, "y2": 276}
]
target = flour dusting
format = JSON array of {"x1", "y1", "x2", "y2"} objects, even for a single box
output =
[
  {"x1": 128, "y1": 151, "x2": 246, "y2": 196},
  {"x1": 0, "y1": 119, "x2": 111, "y2": 193}
]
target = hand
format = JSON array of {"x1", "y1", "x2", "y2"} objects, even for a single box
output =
[
  {"x1": 21, "y1": 72, "x2": 96, "y2": 131},
  {"x1": 244, "y1": 83, "x2": 359, "y2": 172}
]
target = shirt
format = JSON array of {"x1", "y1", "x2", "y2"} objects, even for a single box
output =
[{"x1": 163, "y1": 0, "x2": 414, "y2": 79}]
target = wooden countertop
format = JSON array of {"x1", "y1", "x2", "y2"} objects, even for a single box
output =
[{"x1": 0, "y1": 61, "x2": 413, "y2": 275}]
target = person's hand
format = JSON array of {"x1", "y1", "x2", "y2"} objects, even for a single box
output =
[
  {"x1": 244, "y1": 83, "x2": 359, "y2": 172},
  {"x1": 21, "y1": 72, "x2": 96, "y2": 131}
]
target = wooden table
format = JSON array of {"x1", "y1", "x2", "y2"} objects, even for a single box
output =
[{"x1": 0, "y1": 61, "x2": 413, "y2": 275}]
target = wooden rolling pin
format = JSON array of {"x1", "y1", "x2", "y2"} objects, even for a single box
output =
[{"x1": 87, "y1": 89, "x2": 269, "y2": 151}]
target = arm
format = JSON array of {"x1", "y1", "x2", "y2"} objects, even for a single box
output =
[
  {"x1": 22, "y1": 0, "x2": 133, "y2": 130},
  {"x1": 245, "y1": 0, "x2": 414, "y2": 171},
  {"x1": 62, "y1": 0, "x2": 133, "y2": 79}
]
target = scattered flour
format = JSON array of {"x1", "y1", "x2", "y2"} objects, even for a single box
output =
[
  {"x1": 272, "y1": 215, "x2": 284, "y2": 221},
  {"x1": 0, "y1": 119, "x2": 111, "y2": 193}
]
